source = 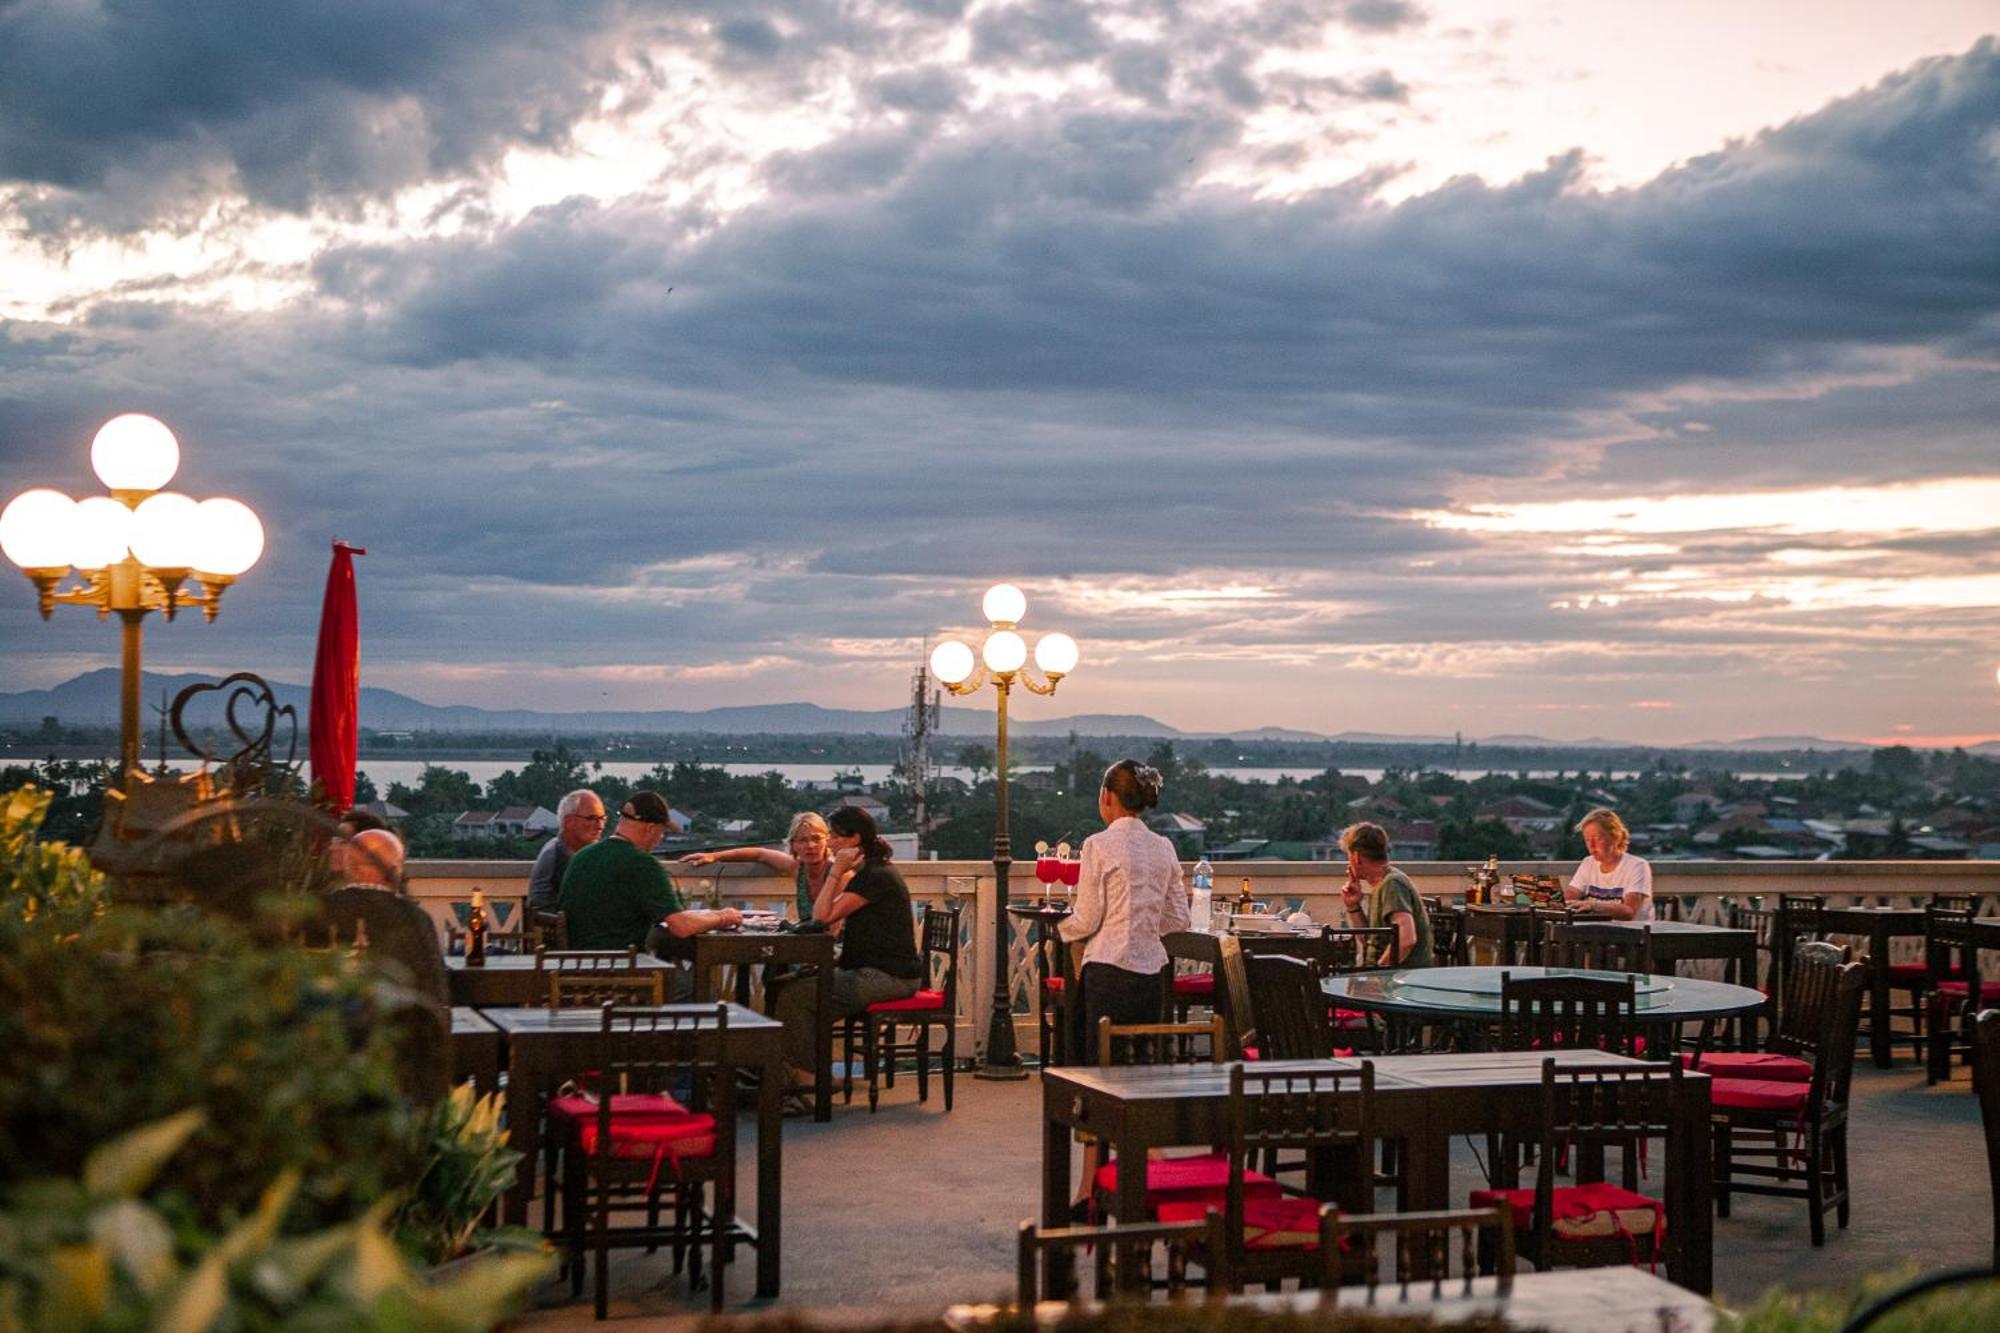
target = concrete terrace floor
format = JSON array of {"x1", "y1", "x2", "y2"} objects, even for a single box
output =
[{"x1": 512, "y1": 1057, "x2": 1990, "y2": 1328}]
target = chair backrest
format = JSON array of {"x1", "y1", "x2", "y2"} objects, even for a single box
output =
[
  {"x1": 1770, "y1": 940, "x2": 1852, "y2": 1058},
  {"x1": 1016, "y1": 1213, "x2": 1226, "y2": 1304},
  {"x1": 593, "y1": 1001, "x2": 734, "y2": 1149},
  {"x1": 1927, "y1": 904, "x2": 1978, "y2": 985},
  {"x1": 1934, "y1": 893, "x2": 1978, "y2": 914},
  {"x1": 919, "y1": 902, "x2": 961, "y2": 1007},
  {"x1": 1099, "y1": 1013, "x2": 1227, "y2": 1067},
  {"x1": 1777, "y1": 895, "x2": 1826, "y2": 954},
  {"x1": 1528, "y1": 1061, "x2": 1679, "y2": 1247},
  {"x1": 1565, "y1": 925, "x2": 1653, "y2": 976},
  {"x1": 530, "y1": 909, "x2": 570, "y2": 952},
  {"x1": 1243, "y1": 954, "x2": 1333, "y2": 1060},
  {"x1": 535, "y1": 945, "x2": 640, "y2": 973},
  {"x1": 1973, "y1": 1010, "x2": 2000, "y2": 1271},
  {"x1": 1215, "y1": 933, "x2": 1257, "y2": 1061},
  {"x1": 1314, "y1": 925, "x2": 1397, "y2": 975},
  {"x1": 1226, "y1": 1064, "x2": 1372, "y2": 1236},
  {"x1": 1499, "y1": 971, "x2": 1638, "y2": 1056},
  {"x1": 549, "y1": 969, "x2": 665, "y2": 1010},
  {"x1": 1526, "y1": 907, "x2": 1581, "y2": 966},
  {"x1": 1423, "y1": 898, "x2": 1465, "y2": 967},
  {"x1": 1801, "y1": 961, "x2": 1867, "y2": 1116},
  {"x1": 1322, "y1": 1206, "x2": 1515, "y2": 1300}
]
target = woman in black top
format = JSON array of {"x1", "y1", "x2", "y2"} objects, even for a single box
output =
[{"x1": 772, "y1": 806, "x2": 920, "y2": 1092}]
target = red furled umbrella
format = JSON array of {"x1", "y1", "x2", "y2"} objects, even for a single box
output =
[{"x1": 309, "y1": 540, "x2": 366, "y2": 812}]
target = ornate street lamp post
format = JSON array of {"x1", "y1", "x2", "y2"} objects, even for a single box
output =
[
  {"x1": 0, "y1": 414, "x2": 264, "y2": 786},
  {"x1": 930, "y1": 583, "x2": 1079, "y2": 1078}
]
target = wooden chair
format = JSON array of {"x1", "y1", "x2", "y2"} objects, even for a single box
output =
[
  {"x1": 1088, "y1": 1014, "x2": 1278, "y2": 1225},
  {"x1": 1526, "y1": 906, "x2": 1583, "y2": 967},
  {"x1": 1561, "y1": 924, "x2": 1655, "y2": 976},
  {"x1": 1771, "y1": 895, "x2": 1826, "y2": 1025},
  {"x1": 1471, "y1": 1060, "x2": 1681, "y2": 1273},
  {"x1": 1244, "y1": 953, "x2": 1334, "y2": 1060},
  {"x1": 841, "y1": 902, "x2": 960, "y2": 1112},
  {"x1": 1159, "y1": 1063, "x2": 1375, "y2": 1291},
  {"x1": 1321, "y1": 1206, "x2": 1514, "y2": 1300},
  {"x1": 1498, "y1": 971, "x2": 1640, "y2": 1057},
  {"x1": 1926, "y1": 905, "x2": 2000, "y2": 1085},
  {"x1": 1685, "y1": 940, "x2": 1846, "y2": 1083},
  {"x1": 1016, "y1": 1214, "x2": 1226, "y2": 1303},
  {"x1": 537, "y1": 945, "x2": 643, "y2": 975},
  {"x1": 531, "y1": 909, "x2": 571, "y2": 952},
  {"x1": 1424, "y1": 898, "x2": 1467, "y2": 967},
  {"x1": 1164, "y1": 930, "x2": 1220, "y2": 1026},
  {"x1": 1886, "y1": 896, "x2": 1977, "y2": 1059},
  {"x1": 1973, "y1": 1009, "x2": 2000, "y2": 1270},
  {"x1": 549, "y1": 1003, "x2": 738, "y2": 1317},
  {"x1": 1711, "y1": 959, "x2": 1865, "y2": 1245},
  {"x1": 549, "y1": 970, "x2": 665, "y2": 1009}
]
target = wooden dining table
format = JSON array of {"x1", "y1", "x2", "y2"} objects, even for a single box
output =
[
  {"x1": 1041, "y1": 1049, "x2": 1715, "y2": 1294},
  {"x1": 480, "y1": 1002, "x2": 788, "y2": 1298},
  {"x1": 447, "y1": 1006, "x2": 502, "y2": 1096},
  {"x1": 689, "y1": 928, "x2": 836, "y2": 1120},
  {"x1": 1821, "y1": 904, "x2": 1927, "y2": 1068}
]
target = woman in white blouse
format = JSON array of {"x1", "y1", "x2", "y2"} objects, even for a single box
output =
[{"x1": 1059, "y1": 759, "x2": 1191, "y2": 1065}]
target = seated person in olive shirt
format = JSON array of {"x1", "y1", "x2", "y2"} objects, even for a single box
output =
[
  {"x1": 557, "y1": 792, "x2": 741, "y2": 995},
  {"x1": 1337, "y1": 819, "x2": 1435, "y2": 968}
]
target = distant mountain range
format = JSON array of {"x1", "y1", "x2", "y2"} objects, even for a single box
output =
[{"x1": 4, "y1": 669, "x2": 1994, "y2": 754}]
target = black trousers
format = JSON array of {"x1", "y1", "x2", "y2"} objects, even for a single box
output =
[{"x1": 1071, "y1": 961, "x2": 1167, "y2": 1066}]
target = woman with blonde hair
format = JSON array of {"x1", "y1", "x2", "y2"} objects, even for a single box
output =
[
  {"x1": 680, "y1": 811, "x2": 836, "y2": 924},
  {"x1": 1564, "y1": 808, "x2": 1653, "y2": 921}
]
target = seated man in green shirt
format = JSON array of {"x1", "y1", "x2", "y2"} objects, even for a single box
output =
[
  {"x1": 1337, "y1": 820, "x2": 1434, "y2": 968},
  {"x1": 557, "y1": 792, "x2": 742, "y2": 982}
]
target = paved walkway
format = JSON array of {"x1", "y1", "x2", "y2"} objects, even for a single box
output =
[{"x1": 512, "y1": 1058, "x2": 1988, "y2": 1326}]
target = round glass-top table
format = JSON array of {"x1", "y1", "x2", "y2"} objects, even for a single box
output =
[{"x1": 1325, "y1": 965, "x2": 1766, "y2": 1024}]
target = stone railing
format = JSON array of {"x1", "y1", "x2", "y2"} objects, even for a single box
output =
[{"x1": 409, "y1": 857, "x2": 2000, "y2": 1060}]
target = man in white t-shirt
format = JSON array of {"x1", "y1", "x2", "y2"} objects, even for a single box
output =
[{"x1": 1564, "y1": 808, "x2": 1654, "y2": 922}]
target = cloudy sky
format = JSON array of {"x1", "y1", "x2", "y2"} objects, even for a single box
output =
[{"x1": 2, "y1": 1, "x2": 1997, "y2": 746}]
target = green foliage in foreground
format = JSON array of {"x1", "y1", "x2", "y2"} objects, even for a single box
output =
[
  {"x1": 0, "y1": 1110, "x2": 551, "y2": 1333},
  {"x1": 1725, "y1": 1267, "x2": 2000, "y2": 1333}
]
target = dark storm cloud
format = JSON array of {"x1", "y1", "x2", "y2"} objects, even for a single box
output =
[{"x1": 0, "y1": 0, "x2": 651, "y2": 232}]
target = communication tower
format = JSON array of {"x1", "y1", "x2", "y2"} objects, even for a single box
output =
[{"x1": 900, "y1": 649, "x2": 942, "y2": 856}]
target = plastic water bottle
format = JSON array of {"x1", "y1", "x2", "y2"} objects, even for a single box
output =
[{"x1": 1190, "y1": 857, "x2": 1214, "y2": 934}]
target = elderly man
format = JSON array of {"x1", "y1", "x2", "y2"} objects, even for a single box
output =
[
  {"x1": 558, "y1": 791, "x2": 741, "y2": 966},
  {"x1": 528, "y1": 788, "x2": 606, "y2": 913},
  {"x1": 338, "y1": 827, "x2": 406, "y2": 893}
]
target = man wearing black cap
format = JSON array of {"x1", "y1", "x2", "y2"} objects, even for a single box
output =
[{"x1": 557, "y1": 790, "x2": 742, "y2": 966}]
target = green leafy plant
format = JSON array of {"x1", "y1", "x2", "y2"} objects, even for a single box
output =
[
  {"x1": 0, "y1": 1110, "x2": 551, "y2": 1333},
  {"x1": 0, "y1": 785, "x2": 105, "y2": 926},
  {"x1": 1724, "y1": 1268, "x2": 2000, "y2": 1332},
  {"x1": 397, "y1": 1084, "x2": 535, "y2": 1266}
]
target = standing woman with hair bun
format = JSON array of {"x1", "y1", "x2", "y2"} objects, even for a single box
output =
[{"x1": 1059, "y1": 760, "x2": 1191, "y2": 1064}]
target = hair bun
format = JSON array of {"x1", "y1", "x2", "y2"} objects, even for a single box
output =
[{"x1": 1134, "y1": 764, "x2": 1163, "y2": 809}]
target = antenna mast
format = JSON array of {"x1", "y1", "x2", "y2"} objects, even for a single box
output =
[{"x1": 902, "y1": 646, "x2": 941, "y2": 856}]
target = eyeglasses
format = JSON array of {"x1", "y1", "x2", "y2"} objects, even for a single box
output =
[{"x1": 568, "y1": 812, "x2": 607, "y2": 824}]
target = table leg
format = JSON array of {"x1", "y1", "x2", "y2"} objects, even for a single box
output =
[
  {"x1": 1868, "y1": 921, "x2": 1894, "y2": 1069},
  {"x1": 1672, "y1": 1075, "x2": 1713, "y2": 1295},
  {"x1": 1402, "y1": 1123, "x2": 1453, "y2": 1280},
  {"x1": 1040, "y1": 1085, "x2": 1072, "y2": 1300},
  {"x1": 757, "y1": 1045, "x2": 783, "y2": 1298},
  {"x1": 813, "y1": 961, "x2": 833, "y2": 1122},
  {"x1": 501, "y1": 1051, "x2": 539, "y2": 1227}
]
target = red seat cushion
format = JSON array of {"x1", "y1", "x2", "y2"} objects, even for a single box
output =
[
  {"x1": 548, "y1": 1092, "x2": 689, "y2": 1123},
  {"x1": 1332, "y1": 1009, "x2": 1372, "y2": 1031},
  {"x1": 1158, "y1": 1194, "x2": 1324, "y2": 1250},
  {"x1": 1470, "y1": 1181, "x2": 1664, "y2": 1247},
  {"x1": 1173, "y1": 972, "x2": 1215, "y2": 996},
  {"x1": 1093, "y1": 1152, "x2": 1280, "y2": 1209},
  {"x1": 1710, "y1": 1077, "x2": 1810, "y2": 1111},
  {"x1": 1043, "y1": 976, "x2": 1065, "y2": 991},
  {"x1": 1885, "y1": 962, "x2": 1936, "y2": 982},
  {"x1": 867, "y1": 989, "x2": 945, "y2": 1013},
  {"x1": 1935, "y1": 980, "x2": 2000, "y2": 1000},
  {"x1": 1681, "y1": 1051, "x2": 1811, "y2": 1082}
]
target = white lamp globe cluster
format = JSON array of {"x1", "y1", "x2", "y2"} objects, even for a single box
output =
[
  {"x1": 929, "y1": 583, "x2": 1079, "y2": 687},
  {"x1": 0, "y1": 414, "x2": 263, "y2": 581}
]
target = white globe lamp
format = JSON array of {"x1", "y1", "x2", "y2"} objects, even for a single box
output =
[
  {"x1": 1034, "y1": 631, "x2": 1079, "y2": 677},
  {"x1": 0, "y1": 489, "x2": 78, "y2": 571},
  {"x1": 982, "y1": 629, "x2": 1028, "y2": 674},
  {"x1": 69, "y1": 496, "x2": 135, "y2": 570},
  {"x1": 91, "y1": 413, "x2": 180, "y2": 493},
  {"x1": 192, "y1": 497, "x2": 265, "y2": 576},
  {"x1": 130, "y1": 492, "x2": 201, "y2": 569},
  {"x1": 930, "y1": 639, "x2": 976, "y2": 686},
  {"x1": 982, "y1": 582, "x2": 1027, "y2": 626}
]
